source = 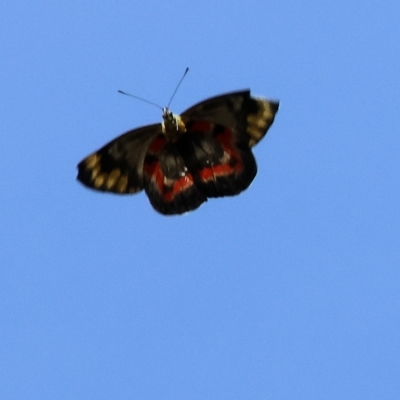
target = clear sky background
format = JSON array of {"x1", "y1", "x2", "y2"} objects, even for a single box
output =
[{"x1": 1, "y1": 1, "x2": 399, "y2": 399}]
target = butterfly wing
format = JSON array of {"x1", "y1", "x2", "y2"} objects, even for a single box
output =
[
  {"x1": 77, "y1": 123, "x2": 161, "y2": 194},
  {"x1": 181, "y1": 90, "x2": 279, "y2": 147},
  {"x1": 177, "y1": 91, "x2": 279, "y2": 198},
  {"x1": 142, "y1": 135, "x2": 207, "y2": 215},
  {"x1": 174, "y1": 122, "x2": 257, "y2": 198}
]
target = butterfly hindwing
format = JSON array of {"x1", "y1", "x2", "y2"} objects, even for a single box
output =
[
  {"x1": 143, "y1": 134, "x2": 207, "y2": 214},
  {"x1": 77, "y1": 124, "x2": 161, "y2": 194},
  {"x1": 176, "y1": 121, "x2": 257, "y2": 197}
]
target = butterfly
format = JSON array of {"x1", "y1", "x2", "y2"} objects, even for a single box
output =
[{"x1": 77, "y1": 90, "x2": 279, "y2": 215}]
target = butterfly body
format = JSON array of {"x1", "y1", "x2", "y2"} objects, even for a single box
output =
[
  {"x1": 77, "y1": 90, "x2": 279, "y2": 215},
  {"x1": 161, "y1": 109, "x2": 186, "y2": 142}
]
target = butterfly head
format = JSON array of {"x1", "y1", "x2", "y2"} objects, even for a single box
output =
[{"x1": 162, "y1": 107, "x2": 186, "y2": 142}]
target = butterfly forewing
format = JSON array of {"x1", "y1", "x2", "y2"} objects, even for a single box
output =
[
  {"x1": 181, "y1": 90, "x2": 279, "y2": 147},
  {"x1": 77, "y1": 124, "x2": 161, "y2": 194}
]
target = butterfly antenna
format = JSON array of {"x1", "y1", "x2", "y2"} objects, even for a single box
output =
[
  {"x1": 166, "y1": 67, "x2": 189, "y2": 109},
  {"x1": 117, "y1": 90, "x2": 163, "y2": 110}
]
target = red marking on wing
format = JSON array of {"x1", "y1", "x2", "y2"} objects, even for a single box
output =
[
  {"x1": 148, "y1": 135, "x2": 166, "y2": 153},
  {"x1": 198, "y1": 164, "x2": 234, "y2": 181},
  {"x1": 144, "y1": 160, "x2": 195, "y2": 201},
  {"x1": 143, "y1": 161, "x2": 163, "y2": 189},
  {"x1": 190, "y1": 121, "x2": 213, "y2": 132},
  {"x1": 167, "y1": 176, "x2": 194, "y2": 202},
  {"x1": 215, "y1": 127, "x2": 239, "y2": 157}
]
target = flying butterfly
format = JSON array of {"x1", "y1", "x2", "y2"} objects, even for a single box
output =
[{"x1": 77, "y1": 72, "x2": 279, "y2": 215}]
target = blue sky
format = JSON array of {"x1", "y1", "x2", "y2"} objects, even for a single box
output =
[{"x1": 1, "y1": 1, "x2": 399, "y2": 399}]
